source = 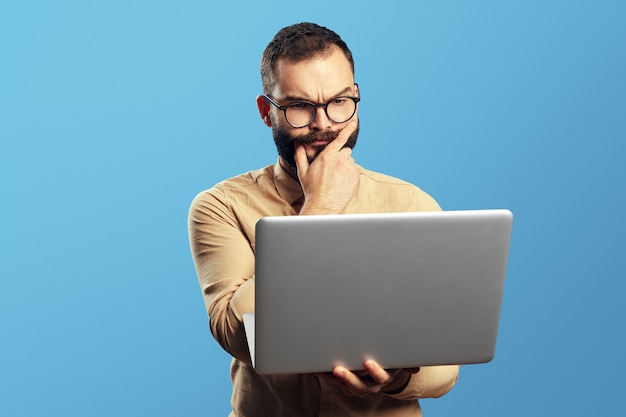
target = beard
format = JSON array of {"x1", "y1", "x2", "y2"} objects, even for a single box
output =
[{"x1": 271, "y1": 120, "x2": 359, "y2": 171}]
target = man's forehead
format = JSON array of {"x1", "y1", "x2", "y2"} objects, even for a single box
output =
[{"x1": 271, "y1": 47, "x2": 354, "y2": 99}]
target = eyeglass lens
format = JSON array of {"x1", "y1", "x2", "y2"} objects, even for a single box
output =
[{"x1": 285, "y1": 98, "x2": 357, "y2": 128}]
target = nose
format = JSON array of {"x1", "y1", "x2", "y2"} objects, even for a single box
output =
[{"x1": 307, "y1": 105, "x2": 333, "y2": 131}]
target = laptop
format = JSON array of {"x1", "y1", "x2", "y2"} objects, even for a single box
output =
[{"x1": 243, "y1": 209, "x2": 513, "y2": 374}]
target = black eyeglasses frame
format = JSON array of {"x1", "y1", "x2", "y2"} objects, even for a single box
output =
[{"x1": 262, "y1": 91, "x2": 360, "y2": 128}]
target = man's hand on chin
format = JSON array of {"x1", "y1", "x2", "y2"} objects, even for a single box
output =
[{"x1": 297, "y1": 119, "x2": 360, "y2": 215}]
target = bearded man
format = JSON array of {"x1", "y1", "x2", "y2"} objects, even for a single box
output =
[{"x1": 188, "y1": 22, "x2": 459, "y2": 417}]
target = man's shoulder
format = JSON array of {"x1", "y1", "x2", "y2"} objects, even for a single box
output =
[
  {"x1": 358, "y1": 167, "x2": 416, "y2": 187},
  {"x1": 218, "y1": 165, "x2": 275, "y2": 188},
  {"x1": 356, "y1": 166, "x2": 441, "y2": 212},
  {"x1": 190, "y1": 165, "x2": 275, "y2": 208},
  {"x1": 203, "y1": 165, "x2": 274, "y2": 194}
]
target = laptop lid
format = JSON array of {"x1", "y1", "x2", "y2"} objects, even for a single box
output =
[{"x1": 247, "y1": 209, "x2": 513, "y2": 374}]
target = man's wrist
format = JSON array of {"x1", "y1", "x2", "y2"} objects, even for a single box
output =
[{"x1": 381, "y1": 370, "x2": 412, "y2": 395}]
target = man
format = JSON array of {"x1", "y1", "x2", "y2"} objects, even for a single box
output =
[{"x1": 188, "y1": 22, "x2": 459, "y2": 416}]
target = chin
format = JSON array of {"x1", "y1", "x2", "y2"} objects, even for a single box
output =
[{"x1": 305, "y1": 145, "x2": 326, "y2": 163}]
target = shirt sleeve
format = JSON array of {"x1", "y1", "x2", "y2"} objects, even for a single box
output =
[
  {"x1": 386, "y1": 365, "x2": 460, "y2": 400},
  {"x1": 188, "y1": 186, "x2": 256, "y2": 364}
]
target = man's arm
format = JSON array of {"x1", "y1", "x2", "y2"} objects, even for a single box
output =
[
  {"x1": 188, "y1": 187, "x2": 255, "y2": 363},
  {"x1": 294, "y1": 119, "x2": 459, "y2": 397}
]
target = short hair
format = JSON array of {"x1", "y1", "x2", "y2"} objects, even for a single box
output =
[{"x1": 261, "y1": 22, "x2": 355, "y2": 94}]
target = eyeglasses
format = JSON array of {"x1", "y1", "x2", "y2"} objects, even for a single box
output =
[{"x1": 262, "y1": 93, "x2": 360, "y2": 128}]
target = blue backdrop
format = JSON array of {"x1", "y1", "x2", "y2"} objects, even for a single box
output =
[{"x1": 2, "y1": 1, "x2": 624, "y2": 416}]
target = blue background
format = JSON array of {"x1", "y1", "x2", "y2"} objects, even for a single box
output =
[{"x1": 2, "y1": 1, "x2": 624, "y2": 416}]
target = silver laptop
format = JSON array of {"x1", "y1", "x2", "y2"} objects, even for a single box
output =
[{"x1": 244, "y1": 209, "x2": 513, "y2": 374}]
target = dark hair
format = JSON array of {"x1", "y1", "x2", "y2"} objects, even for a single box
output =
[{"x1": 261, "y1": 22, "x2": 354, "y2": 94}]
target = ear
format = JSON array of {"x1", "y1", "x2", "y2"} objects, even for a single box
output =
[
  {"x1": 256, "y1": 95, "x2": 272, "y2": 127},
  {"x1": 354, "y1": 83, "x2": 360, "y2": 98}
]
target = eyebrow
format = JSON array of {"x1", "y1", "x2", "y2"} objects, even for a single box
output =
[{"x1": 280, "y1": 86, "x2": 354, "y2": 103}]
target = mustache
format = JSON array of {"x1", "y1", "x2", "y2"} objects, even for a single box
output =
[{"x1": 291, "y1": 130, "x2": 339, "y2": 145}]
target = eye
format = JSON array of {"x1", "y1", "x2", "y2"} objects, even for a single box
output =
[
  {"x1": 332, "y1": 98, "x2": 348, "y2": 105},
  {"x1": 290, "y1": 102, "x2": 309, "y2": 109}
]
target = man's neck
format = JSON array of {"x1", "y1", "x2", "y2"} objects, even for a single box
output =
[{"x1": 279, "y1": 157, "x2": 299, "y2": 181}]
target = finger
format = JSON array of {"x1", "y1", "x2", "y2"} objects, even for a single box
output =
[
  {"x1": 294, "y1": 144, "x2": 309, "y2": 177},
  {"x1": 333, "y1": 366, "x2": 368, "y2": 391},
  {"x1": 324, "y1": 119, "x2": 358, "y2": 153},
  {"x1": 364, "y1": 360, "x2": 394, "y2": 385}
]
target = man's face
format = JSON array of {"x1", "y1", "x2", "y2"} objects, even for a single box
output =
[{"x1": 267, "y1": 46, "x2": 359, "y2": 171}]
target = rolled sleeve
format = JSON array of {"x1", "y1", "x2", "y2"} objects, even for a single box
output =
[{"x1": 386, "y1": 365, "x2": 460, "y2": 400}]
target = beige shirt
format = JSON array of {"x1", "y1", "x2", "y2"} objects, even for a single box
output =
[{"x1": 188, "y1": 161, "x2": 459, "y2": 417}]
